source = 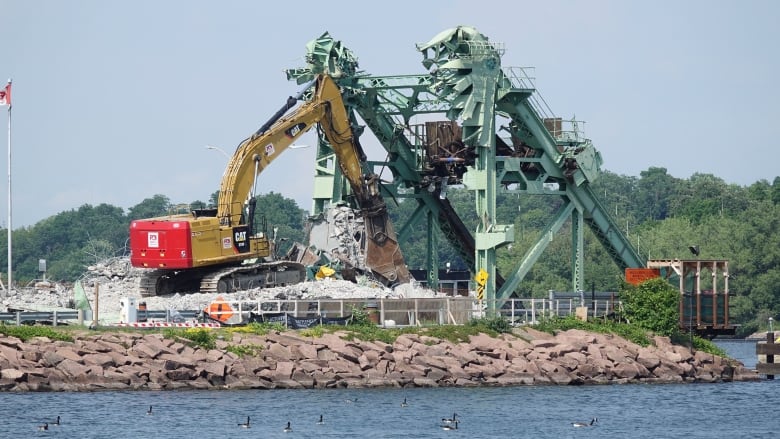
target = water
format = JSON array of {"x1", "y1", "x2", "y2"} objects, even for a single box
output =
[
  {"x1": 717, "y1": 339, "x2": 759, "y2": 369},
  {"x1": 1, "y1": 340, "x2": 778, "y2": 438}
]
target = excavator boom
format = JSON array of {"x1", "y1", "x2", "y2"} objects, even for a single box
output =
[{"x1": 217, "y1": 74, "x2": 410, "y2": 285}]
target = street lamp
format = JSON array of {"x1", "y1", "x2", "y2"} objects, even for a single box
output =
[{"x1": 205, "y1": 145, "x2": 230, "y2": 159}]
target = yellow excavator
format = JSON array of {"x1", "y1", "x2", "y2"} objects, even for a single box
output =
[{"x1": 129, "y1": 74, "x2": 411, "y2": 296}]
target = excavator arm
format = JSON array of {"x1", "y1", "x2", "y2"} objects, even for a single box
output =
[{"x1": 218, "y1": 74, "x2": 410, "y2": 286}]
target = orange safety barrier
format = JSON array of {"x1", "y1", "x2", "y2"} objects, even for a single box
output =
[{"x1": 204, "y1": 295, "x2": 234, "y2": 323}]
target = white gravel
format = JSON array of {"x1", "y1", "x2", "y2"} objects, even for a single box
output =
[{"x1": 0, "y1": 257, "x2": 441, "y2": 323}]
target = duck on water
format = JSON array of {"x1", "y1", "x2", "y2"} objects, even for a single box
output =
[{"x1": 572, "y1": 418, "x2": 598, "y2": 427}]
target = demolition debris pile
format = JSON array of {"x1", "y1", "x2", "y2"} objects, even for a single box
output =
[{"x1": 0, "y1": 257, "x2": 441, "y2": 321}]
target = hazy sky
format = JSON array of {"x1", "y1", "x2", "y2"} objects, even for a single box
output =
[{"x1": 1, "y1": 0, "x2": 778, "y2": 227}]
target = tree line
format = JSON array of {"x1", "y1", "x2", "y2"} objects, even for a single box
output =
[
  {"x1": 1, "y1": 167, "x2": 778, "y2": 336},
  {"x1": 394, "y1": 167, "x2": 780, "y2": 336}
]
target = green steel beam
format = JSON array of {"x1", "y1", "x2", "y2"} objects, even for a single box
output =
[
  {"x1": 497, "y1": 201, "x2": 575, "y2": 298},
  {"x1": 427, "y1": 210, "x2": 439, "y2": 289},
  {"x1": 397, "y1": 201, "x2": 429, "y2": 243},
  {"x1": 567, "y1": 184, "x2": 646, "y2": 271},
  {"x1": 572, "y1": 208, "x2": 584, "y2": 293}
]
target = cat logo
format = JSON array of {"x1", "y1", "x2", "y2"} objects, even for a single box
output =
[
  {"x1": 285, "y1": 122, "x2": 307, "y2": 138},
  {"x1": 234, "y1": 230, "x2": 247, "y2": 242}
]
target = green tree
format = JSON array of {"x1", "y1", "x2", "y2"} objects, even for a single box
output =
[
  {"x1": 209, "y1": 190, "x2": 219, "y2": 207},
  {"x1": 252, "y1": 192, "x2": 307, "y2": 256},
  {"x1": 127, "y1": 195, "x2": 171, "y2": 220},
  {"x1": 0, "y1": 203, "x2": 129, "y2": 282},
  {"x1": 621, "y1": 277, "x2": 680, "y2": 336},
  {"x1": 636, "y1": 167, "x2": 677, "y2": 220},
  {"x1": 772, "y1": 176, "x2": 780, "y2": 205}
]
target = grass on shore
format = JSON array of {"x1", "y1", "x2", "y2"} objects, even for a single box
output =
[
  {"x1": 0, "y1": 315, "x2": 727, "y2": 358},
  {"x1": 0, "y1": 323, "x2": 74, "y2": 342}
]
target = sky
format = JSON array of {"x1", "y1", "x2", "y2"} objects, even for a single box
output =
[{"x1": 1, "y1": 0, "x2": 778, "y2": 228}]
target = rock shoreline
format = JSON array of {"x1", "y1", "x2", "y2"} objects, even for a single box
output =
[{"x1": 0, "y1": 328, "x2": 759, "y2": 392}]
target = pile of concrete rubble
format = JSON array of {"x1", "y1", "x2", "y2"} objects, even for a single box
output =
[{"x1": 0, "y1": 256, "x2": 440, "y2": 323}]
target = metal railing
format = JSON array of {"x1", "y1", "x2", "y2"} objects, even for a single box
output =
[
  {"x1": 0, "y1": 309, "x2": 201, "y2": 326},
  {"x1": 0, "y1": 310, "x2": 82, "y2": 326},
  {"x1": 0, "y1": 297, "x2": 620, "y2": 328},
  {"x1": 204, "y1": 297, "x2": 621, "y2": 327}
]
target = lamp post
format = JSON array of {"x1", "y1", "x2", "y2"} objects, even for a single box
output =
[
  {"x1": 5, "y1": 78, "x2": 11, "y2": 295},
  {"x1": 205, "y1": 145, "x2": 230, "y2": 159}
]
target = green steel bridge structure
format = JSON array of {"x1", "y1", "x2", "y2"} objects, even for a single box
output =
[{"x1": 286, "y1": 26, "x2": 644, "y2": 309}]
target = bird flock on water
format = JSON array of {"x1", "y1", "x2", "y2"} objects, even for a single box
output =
[{"x1": 31, "y1": 399, "x2": 598, "y2": 433}]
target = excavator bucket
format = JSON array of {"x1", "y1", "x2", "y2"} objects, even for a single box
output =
[
  {"x1": 364, "y1": 219, "x2": 411, "y2": 286},
  {"x1": 306, "y1": 205, "x2": 411, "y2": 287}
]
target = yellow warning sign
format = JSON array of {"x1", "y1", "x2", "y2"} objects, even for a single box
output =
[
  {"x1": 475, "y1": 269, "x2": 488, "y2": 301},
  {"x1": 475, "y1": 269, "x2": 488, "y2": 286}
]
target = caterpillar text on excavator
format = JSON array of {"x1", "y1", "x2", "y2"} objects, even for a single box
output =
[{"x1": 129, "y1": 74, "x2": 411, "y2": 296}]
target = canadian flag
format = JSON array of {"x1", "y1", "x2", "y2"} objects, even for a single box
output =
[{"x1": 0, "y1": 83, "x2": 10, "y2": 106}]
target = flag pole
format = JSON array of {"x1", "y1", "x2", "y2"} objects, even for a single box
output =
[{"x1": 6, "y1": 78, "x2": 11, "y2": 294}]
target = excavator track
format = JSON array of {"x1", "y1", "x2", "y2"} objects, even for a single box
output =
[
  {"x1": 138, "y1": 269, "x2": 200, "y2": 298},
  {"x1": 199, "y1": 261, "x2": 306, "y2": 294},
  {"x1": 137, "y1": 261, "x2": 306, "y2": 297}
]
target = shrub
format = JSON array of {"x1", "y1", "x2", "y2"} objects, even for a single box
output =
[
  {"x1": 300, "y1": 326, "x2": 325, "y2": 338},
  {"x1": 227, "y1": 322, "x2": 283, "y2": 335},
  {"x1": 162, "y1": 328, "x2": 216, "y2": 350},
  {"x1": 620, "y1": 278, "x2": 680, "y2": 336},
  {"x1": 348, "y1": 305, "x2": 372, "y2": 327},
  {"x1": 225, "y1": 343, "x2": 263, "y2": 357},
  {"x1": 467, "y1": 316, "x2": 511, "y2": 334}
]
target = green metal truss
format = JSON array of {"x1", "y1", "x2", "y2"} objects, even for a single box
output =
[{"x1": 286, "y1": 27, "x2": 644, "y2": 304}]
